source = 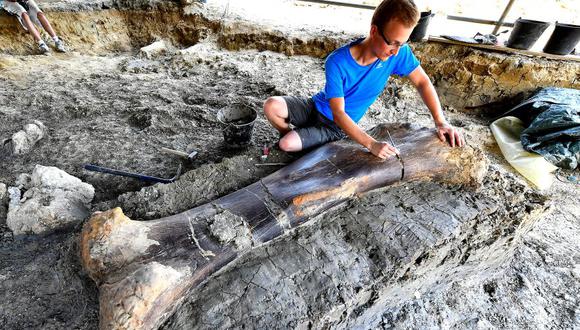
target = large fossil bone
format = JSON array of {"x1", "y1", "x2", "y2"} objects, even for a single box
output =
[{"x1": 80, "y1": 123, "x2": 487, "y2": 330}]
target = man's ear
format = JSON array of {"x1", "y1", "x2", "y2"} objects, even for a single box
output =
[{"x1": 370, "y1": 25, "x2": 378, "y2": 39}]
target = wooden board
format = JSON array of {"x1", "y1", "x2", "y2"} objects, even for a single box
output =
[{"x1": 427, "y1": 36, "x2": 580, "y2": 62}]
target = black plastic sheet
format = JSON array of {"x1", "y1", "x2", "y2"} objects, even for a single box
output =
[{"x1": 502, "y1": 87, "x2": 580, "y2": 170}]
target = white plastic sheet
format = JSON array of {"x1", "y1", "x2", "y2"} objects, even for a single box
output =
[{"x1": 490, "y1": 116, "x2": 558, "y2": 190}]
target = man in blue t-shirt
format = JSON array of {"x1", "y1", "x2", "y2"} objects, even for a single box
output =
[{"x1": 264, "y1": 0, "x2": 464, "y2": 159}]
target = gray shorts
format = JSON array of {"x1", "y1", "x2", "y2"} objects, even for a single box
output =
[
  {"x1": 1, "y1": 0, "x2": 43, "y2": 30},
  {"x1": 283, "y1": 96, "x2": 346, "y2": 150}
]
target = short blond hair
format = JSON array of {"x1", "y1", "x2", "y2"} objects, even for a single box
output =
[{"x1": 371, "y1": 0, "x2": 420, "y2": 30}]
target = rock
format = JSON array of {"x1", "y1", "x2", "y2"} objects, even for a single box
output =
[
  {"x1": 0, "y1": 183, "x2": 6, "y2": 201},
  {"x1": 7, "y1": 187, "x2": 21, "y2": 209},
  {"x1": 10, "y1": 120, "x2": 47, "y2": 155},
  {"x1": 14, "y1": 173, "x2": 31, "y2": 189},
  {"x1": 139, "y1": 40, "x2": 171, "y2": 59},
  {"x1": 0, "y1": 183, "x2": 6, "y2": 222},
  {"x1": 179, "y1": 42, "x2": 218, "y2": 58},
  {"x1": 7, "y1": 165, "x2": 95, "y2": 235}
]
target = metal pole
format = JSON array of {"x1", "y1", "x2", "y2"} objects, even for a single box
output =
[
  {"x1": 297, "y1": 0, "x2": 375, "y2": 10},
  {"x1": 446, "y1": 15, "x2": 514, "y2": 27},
  {"x1": 298, "y1": 1, "x2": 517, "y2": 29},
  {"x1": 493, "y1": 0, "x2": 516, "y2": 35}
]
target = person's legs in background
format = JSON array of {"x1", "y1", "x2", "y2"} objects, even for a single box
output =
[
  {"x1": 5, "y1": 0, "x2": 50, "y2": 54},
  {"x1": 25, "y1": 0, "x2": 66, "y2": 52}
]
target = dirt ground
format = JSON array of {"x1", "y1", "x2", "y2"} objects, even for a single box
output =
[{"x1": 0, "y1": 1, "x2": 578, "y2": 329}]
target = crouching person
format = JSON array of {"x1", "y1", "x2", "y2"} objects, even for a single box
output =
[
  {"x1": 264, "y1": 0, "x2": 464, "y2": 159},
  {"x1": 1, "y1": 0, "x2": 66, "y2": 54}
]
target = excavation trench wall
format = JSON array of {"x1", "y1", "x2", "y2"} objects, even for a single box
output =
[
  {"x1": 1, "y1": 2, "x2": 578, "y2": 111},
  {"x1": 413, "y1": 43, "x2": 580, "y2": 110},
  {"x1": 0, "y1": 4, "x2": 219, "y2": 55}
]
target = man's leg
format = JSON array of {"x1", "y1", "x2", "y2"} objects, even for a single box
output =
[
  {"x1": 21, "y1": 13, "x2": 42, "y2": 43},
  {"x1": 2, "y1": 1, "x2": 42, "y2": 42},
  {"x1": 36, "y1": 12, "x2": 57, "y2": 39},
  {"x1": 263, "y1": 96, "x2": 291, "y2": 136},
  {"x1": 263, "y1": 96, "x2": 303, "y2": 151},
  {"x1": 278, "y1": 131, "x2": 302, "y2": 152},
  {"x1": 21, "y1": 12, "x2": 50, "y2": 53},
  {"x1": 36, "y1": 11, "x2": 66, "y2": 52},
  {"x1": 23, "y1": 0, "x2": 65, "y2": 52},
  {"x1": 291, "y1": 124, "x2": 345, "y2": 153}
]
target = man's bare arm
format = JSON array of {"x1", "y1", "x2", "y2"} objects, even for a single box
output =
[
  {"x1": 407, "y1": 66, "x2": 465, "y2": 147},
  {"x1": 329, "y1": 97, "x2": 397, "y2": 159}
]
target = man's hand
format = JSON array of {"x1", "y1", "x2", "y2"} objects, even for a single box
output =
[
  {"x1": 436, "y1": 122, "x2": 465, "y2": 147},
  {"x1": 408, "y1": 67, "x2": 465, "y2": 148},
  {"x1": 370, "y1": 141, "x2": 399, "y2": 159}
]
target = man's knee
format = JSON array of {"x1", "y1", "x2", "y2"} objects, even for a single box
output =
[
  {"x1": 278, "y1": 137, "x2": 297, "y2": 152},
  {"x1": 263, "y1": 96, "x2": 286, "y2": 118},
  {"x1": 278, "y1": 131, "x2": 302, "y2": 152}
]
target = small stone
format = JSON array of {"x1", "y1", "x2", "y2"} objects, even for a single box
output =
[
  {"x1": 7, "y1": 187, "x2": 21, "y2": 208},
  {"x1": 0, "y1": 183, "x2": 6, "y2": 200},
  {"x1": 140, "y1": 40, "x2": 170, "y2": 59},
  {"x1": 10, "y1": 121, "x2": 46, "y2": 155},
  {"x1": 15, "y1": 174, "x2": 31, "y2": 189},
  {"x1": 10, "y1": 131, "x2": 28, "y2": 154}
]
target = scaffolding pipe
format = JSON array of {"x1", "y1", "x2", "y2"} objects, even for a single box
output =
[
  {"x1": 493, "y1": 0, "x2": 516, "y2": 34},
  {"x1": 297, "y1": 0, "x2": 374, "y2": 10},
  {"x1": 297, "y1": 1, "x2": 515, "y2": 27},
  {"x1": 446, "y1": 15, "x2": 514, "y2": 27}
]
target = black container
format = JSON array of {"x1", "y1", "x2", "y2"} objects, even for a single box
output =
[
  {"x1": 506, "y1": 18, "x2": 550, "y2": 50},
  {"x1": 217, "y1": 104, "x2": 257, "y2": 148},
  {"x1": 410, "y1": 11, "x2": 434, "y2": 42},
  {"x1": 543, "y1": 22, "x2": 580, "y2": 55}
]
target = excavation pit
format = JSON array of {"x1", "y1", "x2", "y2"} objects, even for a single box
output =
[{"x1": 0, "y1": 1, "x2": 578, "y2": 330}]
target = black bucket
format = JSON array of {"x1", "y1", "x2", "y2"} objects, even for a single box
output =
[
  {"x1": 217, "y1": 104, "x2": 257, "y2": 148},
  {"x1": 506, "y1": 18, "x2": 550, "y2": 50},
  {"x1": 543, "y1": 22, "x2": 580, "y2": 55},
  {"x1": 410, "y1": 11, "x2": 434, "y2": 42}
]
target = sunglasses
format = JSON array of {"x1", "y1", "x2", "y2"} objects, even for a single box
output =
[{"x1": 377, "y1": 28, "x2": 407, "y2": 48}]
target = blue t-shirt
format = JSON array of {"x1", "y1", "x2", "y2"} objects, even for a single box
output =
[{"x1": 313, "y1": 38, "x2": 420, "y2": 123}]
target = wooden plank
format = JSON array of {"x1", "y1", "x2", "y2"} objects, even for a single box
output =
[{"x1": 427, "y1": 36, "x2": 580, "y2": 62}]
